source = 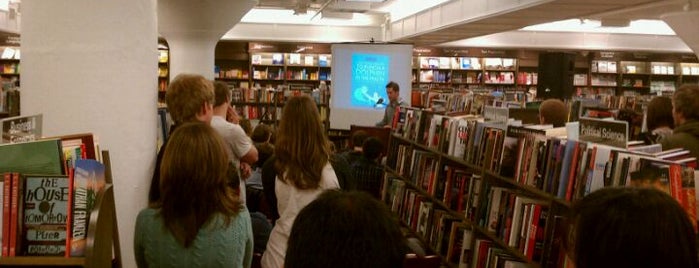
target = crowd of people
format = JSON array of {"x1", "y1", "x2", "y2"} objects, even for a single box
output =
[{"x1": 134, "y1": 74, "x2": 699, "y2": 268}]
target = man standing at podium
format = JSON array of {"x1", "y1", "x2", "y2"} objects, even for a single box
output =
[{"x1": 375, "y1": 81, "x2": 404, "y2": 128}]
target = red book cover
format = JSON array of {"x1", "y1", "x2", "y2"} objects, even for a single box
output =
[
  {"x1": 565, "y1": 142, "x2": 581, "y2": 201},
  {"x1": 9, "y1": 172, "x2": 21, "y2": 256},
  {"x1": 65, "y1": 168, "x2": 75, "y2": 257},
  {"x1": 669, "y1": 164, "x2": 685, "y2": 208},
  {"x1": 2, "y1": 172, "x2": 12, "y2": 256},
  {"x1": 526, "y1": 204, "x2": 542, "y2": 259}
]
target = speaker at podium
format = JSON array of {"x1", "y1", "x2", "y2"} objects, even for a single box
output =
[{"x1": 537, "y1": 52, "x2": 576, "y2": 100}]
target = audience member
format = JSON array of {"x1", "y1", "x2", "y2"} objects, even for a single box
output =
[
  {"x1": 285, "y1": 190, "x2": 407, "y2": 268},
  {"x1": 661, "y1": 84, "x2": 699, "y2": 158},
  {"x1": 539, "y1": 98, "x2": 568, "y2": 127},
  {"x1": 261, "y1": 95, "x2": 343, "y2": 268},
  {"x1": 642, "y1": 96, "x2": 674, "y2": 144},
  {"x1": 135, "y1": 122, "x2": 253, "y2": 268},
  {"x1": 570, "y1": 187, "x2": 698, "y2": 268},
  {"x1": 339, "y1": 130, "x2": 368, "y2": 165},
  {"x1": 240, "y1": 118, "x2": 253, "y2": 136},
  {"x1": 212, "y1": 81, "x2": 258, "y2": 204},
  {"x1": 149, "y1": 73, "x2": 215, "y2": 204},
  {"x1": 351, "y1": 137, "x2": 385, "y2": 199},
  {"x1": 247, "y1": 123, "x2": 275, "y2": 211},
  {"x1": 376, "y1": 81, "x2": 405, "y2": 128},
  {"x1": 246, "y1": 185, "x2": 272, "y2": 255}
]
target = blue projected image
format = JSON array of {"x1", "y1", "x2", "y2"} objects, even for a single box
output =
[{"x1": 351, "y1": 53, "x2": 390, "y2": 108}]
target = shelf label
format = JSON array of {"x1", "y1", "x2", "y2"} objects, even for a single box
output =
[
  {"x1": 579, "y1": 117, "x2": 628, "y2": 148},
  {"x1": 1, "y1": 113, "x2": 43, "y2": 144}
]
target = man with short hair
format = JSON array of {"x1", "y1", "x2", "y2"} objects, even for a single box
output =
[
  {"x1": 661, "y1": 84, "x2": 699, "y2": 159},
  {"x1": 211, "y1": 81, "x2": 259, "y2": 203},
  {"x1": 538, "y1": 98, "x2": 568, "y2": 127},
  {"x1": 149, "y1": 73, "x2": 216, "y2": 204},
  {"x1": 376, "y1": 81, "x2": 404, "y2": 128}
]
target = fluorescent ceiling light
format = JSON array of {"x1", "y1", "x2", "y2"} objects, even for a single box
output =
[
  {"x1": 520, "y1": 19, "x2": 676, "y2": 35},
  {"x1": 345, "y1": 0, "x2": 387, "y2": 2},
  {"x1": 241, "y1": 8, "x2": 380, "y2": 26},
  {"x1": 375, "y1": 0, "x2": 450, "y2": 21}
]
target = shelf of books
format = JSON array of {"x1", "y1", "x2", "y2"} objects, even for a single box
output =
[
  {"x1": 230, "y1": 83, "x2": 330, "y2": 129},
  {"x1": 157, "y1": 39, "x2": 169, "y2": 104},
  {"x1": 1, "y1": 46, "x2": 20, "y2": 91},
  {"x1": 0, "y1": 130, "x2": 120, "y2": 268},
  {"x1": 382, "y1": 103, "x2": 699, "y2": 268}
]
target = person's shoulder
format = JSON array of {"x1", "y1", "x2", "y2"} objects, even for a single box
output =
[{"x1": 136, "y1": 208, "x2": 160, "y2": 225}]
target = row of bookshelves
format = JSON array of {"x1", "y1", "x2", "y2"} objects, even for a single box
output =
[{"x1": 383, "y1": 105, "x2": 698, "y2": 267}]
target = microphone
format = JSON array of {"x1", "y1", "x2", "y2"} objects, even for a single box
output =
[{"x1": 374, "y1": 98, "x2": 385, "y2": 108}]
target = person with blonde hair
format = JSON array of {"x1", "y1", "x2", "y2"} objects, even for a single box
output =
[
  {"x1": 135, "y1": 122, "x2": 253, "y2": 268},
  {"x1": 261, "y1": 95, "x2": 342, "y2": 268},
  {"x1": 149, "y1": 73, "x2": 216, "y2": 204}
]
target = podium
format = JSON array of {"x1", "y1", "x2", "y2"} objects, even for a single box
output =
[{"x1": 349, "y1": 125, "x2": 391, "y2": 155}]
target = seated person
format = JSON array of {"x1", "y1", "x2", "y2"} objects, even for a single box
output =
[
  {"x1": 339, "y1": 130, "x2": 368, "y2": 165},
  {"x1": 247, "y1": 123, "x2": 274, "y2": 190},
  {"x1": 570, "y1": 187, "x2": 698, "y2": 268},
  {"x1": 135, "y1": 122, "x2": 253, "y2": 268},
  {"x1": 285, "y1": 190, "x2": 407, "y2": 268},
  {"x1": 538, "y1": 98, "x2": 568, "y2": 127},
  {"x1": 246, "y1": 186, "x2": 272, "y2": 255},
  {"x1": 351, "y1": 137, "x2": 385, "y2": 199}
]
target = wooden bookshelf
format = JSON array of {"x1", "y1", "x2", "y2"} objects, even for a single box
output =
[{"x1": 0, "y1": 151, "x2": 121, "y2": 268}]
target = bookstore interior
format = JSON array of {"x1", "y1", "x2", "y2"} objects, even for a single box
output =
[{"x1": 3, "y1": 0, "x2": 699, "y2": 267}]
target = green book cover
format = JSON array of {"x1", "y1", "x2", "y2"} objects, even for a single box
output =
[{"x1": 0, "y1": 139, "x2": 64, "y2": 175}]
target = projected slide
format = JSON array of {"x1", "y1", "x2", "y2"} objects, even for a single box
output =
[
  {"x1": 331, "y1": 44, "x2": 413, "y2": 130},
  {"x1": 351, "y1": 53, "x2": 389, "y2": 108}
]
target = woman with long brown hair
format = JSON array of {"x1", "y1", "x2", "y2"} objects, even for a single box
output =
[
  {"x1": 261, "y1": 95, "x2": 341, "y2": 268},
  {"x1": 135, "y1": 122, "x2": 253, "y2": 268}
]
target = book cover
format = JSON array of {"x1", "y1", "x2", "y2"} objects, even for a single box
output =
[
  {"x1": 21, "y1": 174, "x2": 70, "y2": 256},
  {"x1": 69, "y1": 159, "x2": 106, "y2": 257},
  {"x1": 2, "y1": 172, "x2": 10, "y2": 256},
  {"x1": 9, "y1": 172, "x2": 23, "y2": 256},
  {"x1": 0, "y1": 139, "x2": 64, "y2": 175}
]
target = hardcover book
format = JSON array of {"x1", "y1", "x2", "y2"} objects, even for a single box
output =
[
  {"x1": 21, "y1": 174, "x2": 70, "y2": 256},
  {"x1": 69, "y1": 159, "x2": 106, "y2": 257}
]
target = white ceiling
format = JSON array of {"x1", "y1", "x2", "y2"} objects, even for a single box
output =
[{"x1": 250, "y1": 0, "x2": 698, "y2": 46}]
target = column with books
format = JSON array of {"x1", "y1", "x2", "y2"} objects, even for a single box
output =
[
  {"x1": 0, "y1": 133, "x2": 120, "y2": 268},
  {"x1": 383, "y1": 105, "x2": 699, "y2": 268}
]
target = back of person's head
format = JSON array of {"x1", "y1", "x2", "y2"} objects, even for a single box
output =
[
  {"x1": 213, "y1": 81, "x2": 232, "y2": 107},
  {"x1": 275, "y1": 95, "x2": 331, "y2": 189},
  {"x1": 251, "y1": 123, "x2": 273, "y2": 143},
  {"x1": 673, "y1": 84, "x2": 699, "y2": 122},
  {"x1": 571, "y1": 187, "x2": 698, "y2": 268},
  {"x1": 159, "y1": 122, "x2": 241, "y2": 247},
  {"x1": 285, "y1": 190, "x2": 407, "y2": 268},
  {"x1": 255, "y1": 142, "x2": 274, "y2": 168},
  {"x1": 646, "y1": 96, "x2": 674, "y2": 130},
  {"x1": 166, "y1": 74, "x2": 214, "y2": 124},
  {"x1": 239, "y1": 118, "x2": 252, "y2": 136},
  {"x1": 350, "y1": 130, "x2": 369, "y2": 149},
  {"x1": 386, "y1": 81, "x2": 400, "y2": 92},
  {"x1": 362, "y1": 136, "x2": 384, "y2": 161},
  {"x1": 539, "y1": 98, "x2": 568, "y2": 127}
]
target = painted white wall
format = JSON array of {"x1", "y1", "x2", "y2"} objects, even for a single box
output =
[
  {"x1": 21, "y1": 1, "x2": 157, "y2": 267},
  {"x1": 158, "y1": 0, "x2": 256, "y2": 80},
  {"x1": 222, "y1": 23, "x2": 384, "y2": 43}
]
